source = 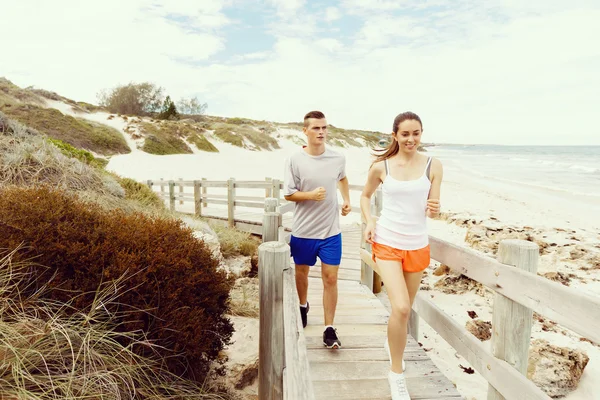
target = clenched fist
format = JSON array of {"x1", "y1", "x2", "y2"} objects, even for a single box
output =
[{"x1": 311, "y1": 187, "x2": 326, "y2": 201}]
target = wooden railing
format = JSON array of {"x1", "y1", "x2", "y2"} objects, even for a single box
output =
[{"x1": 146, "y1": 178, "x2": 600, "y2": 400}]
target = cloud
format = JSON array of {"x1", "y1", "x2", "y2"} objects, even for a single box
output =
[
  {"x1": 325, "y1": 7, "x2": 342, "y2": 22},
  {"x1": 1, "y1": 1, "x2": 599, "y2": 145}
]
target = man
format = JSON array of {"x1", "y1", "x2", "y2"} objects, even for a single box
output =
[{"x1": 283, "y1": 110, "x2": 351, "y2": 349}]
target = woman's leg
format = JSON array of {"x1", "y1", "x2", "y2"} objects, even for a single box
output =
[
  {"x1": 377, "y1": 259, "x2": 411, "y2": 373},
  {"x1": 404, "y1": 270, "x2": 424, "y2": 308}
]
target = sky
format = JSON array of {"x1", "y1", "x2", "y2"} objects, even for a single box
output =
[{"x1": 1, "y1": 0, "x2": 599, "y2": 145}]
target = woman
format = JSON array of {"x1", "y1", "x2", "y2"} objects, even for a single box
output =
[{"x1": 360, "y1": 111, "x2": 442, "y2": 400}]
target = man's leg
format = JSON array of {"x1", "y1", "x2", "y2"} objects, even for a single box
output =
[
  {"x1": 290, "y1": 235, "x2": 317, "y2": 328},
  {"x1": 295, "y1": 265, "x2": 310, "y2": 305},
  {"x1": 321, "y1": 263, "x2": 339, "y2": 326},
  {"x1": 318, "y1": 233, "x2": 343, "y2": 348}
]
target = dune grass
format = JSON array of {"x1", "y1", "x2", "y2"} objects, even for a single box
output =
[
  {"x1": 228, "y1": 277, "x2": 259, "y2": 318},
  {"x1": 0, "y1": 248, "x2": 225, "y2": 400},
  {"x1": 209, "y1": 222, "x2": 260, "y2": 258},
  {"x1": 140, "y1": 122, "x2": 195, "y2": 155},
  {"x1": 212, "y1": 123, "x2": 279, "y2": 150},
  {"x1": 2, "y1": 103, "x2": 130, "y2": 155},
  {"x1": 189, "y1": 133, "x2": 219, "y2": 152}
]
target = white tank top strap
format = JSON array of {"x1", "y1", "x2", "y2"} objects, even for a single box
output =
[
  {"x1": 384, "y1": 158, "x2": 389, "y2": 176},
  {"x1": 425, "y1": 157, "x2": 432, "y2": 180}
]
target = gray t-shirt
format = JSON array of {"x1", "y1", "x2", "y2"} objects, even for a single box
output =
[{"x1": 283, "y1": 147, "x2": 346, "y2": 239}]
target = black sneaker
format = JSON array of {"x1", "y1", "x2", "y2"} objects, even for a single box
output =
[
  {"x1": 323, "y1": 327, "x2": 341, "y2": 349},
  {"x1": 300, "y1": 302, "x2": 309, "y2": 328}
]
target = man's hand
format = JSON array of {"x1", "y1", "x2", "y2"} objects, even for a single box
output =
[
  {"x1": 426, "y1": 198, "x2": 440, "y2": 218},
  {"x1": 311, "y1": 187, "x2": 326, "y2": 201},
  {"x1": 341, "y1": 201, "x2": 351, "y2": 216}
]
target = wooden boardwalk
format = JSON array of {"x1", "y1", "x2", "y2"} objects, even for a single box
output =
[
  {"x1": 302, "y1": 225, "x2": 462, "y2": 400},
  {"x1": 194, "y1": 206, "x2": 462, "y2": 399}
]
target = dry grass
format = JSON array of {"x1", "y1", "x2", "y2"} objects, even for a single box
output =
[
  {"x1": 0, "y1": 77, "x2": 45, "y2": 105},
  {"x1": 209, "y1": 223, "x2": 259, "y2": 258},
  {"x1": 0, "y1": 248, "x2": 225, "y2": 400},
  {"x1": 0, "y1": 112, "x2": 123, "y2": 196},
  {"x1": 2, "y1": 103, "x2": 129, "y2": 156},
  {"x1": 189, "y1": 133, "x2": 219, "y2": 152},
  {"x1": 228, "y1": 278, "x2": 259, "y2": 318},
  {"x1": 212, "y1": 123, "x2": 279, "y2": 150}
]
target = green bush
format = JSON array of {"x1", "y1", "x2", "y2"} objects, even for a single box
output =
[
  {"x1": 0, "y1": 186, "x2": 234, "y2": 382},
  {"x1": 48, "y1": 137, "x2": 107, "y2": 168}
]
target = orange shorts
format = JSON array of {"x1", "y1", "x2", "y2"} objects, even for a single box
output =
[{"x1": 371, "y1": 242, "x2": 431, "y2": 273}]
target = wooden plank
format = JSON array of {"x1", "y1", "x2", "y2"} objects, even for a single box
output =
[
  {"x1": 429, "y1": 236, "x2": 600, "y2": 344},
  {"x1": 413, "y1": 292, "x2": 550, "y2": 400},
  {"x1": 307, "y1": 348, "x2": 429, "y2": 362},
  {"x1": 310, "y1": 359, "x2": 443, "y2": 381},
  {"x1": 283, "y1": 267, "x2": 316, "y2": 400},
  {"x1": 305, "y1": 335, "x2": 420, "y2": 350},
  {"x1": 312, "y1": 375, "x2": 461, "y2": 400},
  {"x1": 199, "y1": 180, "x2": 228, "y2": 188},
  {"x1": 307, "y1": 313, "x2": 388, "y2": 325}
]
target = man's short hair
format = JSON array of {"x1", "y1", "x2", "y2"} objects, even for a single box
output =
[{"x1": 303, "y1": 110, "x2": 326, "y2": 127}]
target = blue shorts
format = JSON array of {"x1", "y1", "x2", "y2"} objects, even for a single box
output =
[{"x1": 289, "y1": 233, "x2": 342, "y2": 266}]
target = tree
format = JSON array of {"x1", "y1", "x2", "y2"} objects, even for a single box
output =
[
  {"x1": 177, "y1": 96, "x2": 207, "y2": 115},
  {"x1": 158, "y1": 95, "x2": 179, "y2": 120},
  {"x1": 97, "y1": 82, "x2": 164, "y2": 116}
]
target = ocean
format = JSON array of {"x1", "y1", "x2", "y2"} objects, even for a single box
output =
[{"x1": 427, "y1": 145, "x2": 600, "y2": 198}]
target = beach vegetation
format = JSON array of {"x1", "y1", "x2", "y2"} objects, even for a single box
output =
[
  {"x1": 0, "y1": 185, "x2": 234, "y2": 382},
  {"x1": 1, "y1": 103, "x2": 129, "y2": 155}
]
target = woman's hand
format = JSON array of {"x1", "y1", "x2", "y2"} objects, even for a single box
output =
[
  {"x1": 426, "y1": 198, "x2": 440, "y2": 218},
  {"x1": 364, "y1": 221, "x2": 376, "y2": 244}
]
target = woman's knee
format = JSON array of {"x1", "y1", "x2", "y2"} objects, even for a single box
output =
[{"x1": 390, "y1": 301, "x2": 411, "y2": 322}]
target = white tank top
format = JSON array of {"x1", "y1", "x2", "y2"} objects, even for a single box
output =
[{"x1": 374, "y1": 157, "x2": 432, "y2": 250}]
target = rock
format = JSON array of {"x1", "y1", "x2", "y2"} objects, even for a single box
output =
[
  {"x1": 467, "y1": 310, "x2": 478, "y2": 319},
  {"x1": 434, "y1": 274, "x2": 486, "y2": 296},
  {"x1": 249, "y1": 254, "x2": 258, "y2": 277},
  {"x1": 466, "y1": 320, "x2": 491, "y2": 341},
  {"x1": 433, "y1": 264, "x2": 450, "y2": 276},
  {"x1": 528, "y1": 339, "x2": 589, "y2": 398},
  {"x1": 569, "y1": 246, "x2": 587, "y2": 260},
  {"x1": 542, "y1": 272, "x2": 572, "y2": 286}
]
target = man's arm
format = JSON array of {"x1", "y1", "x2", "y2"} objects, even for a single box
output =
[
  {"x1": 284, "y1": 188, "x2": 323, "y2": 202},
  {"x1": 338, "y1": 176, "x2": 350, "y2": 204}
]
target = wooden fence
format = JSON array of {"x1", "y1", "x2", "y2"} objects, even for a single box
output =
[{"x1": 146, "y1": 178, "x2": 600, "y2": 400}]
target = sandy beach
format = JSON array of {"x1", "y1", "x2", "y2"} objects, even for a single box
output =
[{"x1": 57, "y1": 103, "x2": 599, "y2": 399}]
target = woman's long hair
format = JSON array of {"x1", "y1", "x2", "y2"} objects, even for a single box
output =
[{"x1": 372, "y1": 111, "x2": 423, "y2": 165}]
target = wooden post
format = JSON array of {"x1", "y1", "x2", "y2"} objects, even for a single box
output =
[
  {"x1": 265, "y1": 177, "x2": 273, "y2": 198},
  {"x1": 488, "y1": 239, "x2": 539, "y2": 400},
  {"x1": 179, "y1": 178, "x2": 184, "y2": 205},
  {"x1": 201, "y1": 177, "x2": 207, "y2": 208},
  {"x1": 227, "y1": 178, "x2": 235, "y2": 228},
  {"x1": 146, "y1": 180, "x2": 153, "y2": 189},
  {"x1": 372, "y1": 187, "x2": 383, "y2": 294},
  {"x1": 193, "y1": 180, "x2": 202, "y2": 217},
  {"x1": 160, "y1": 178, "x2": 165, "y2": 196},
  {"x1": 168, "y1": 180, "x2": 175, "y2": 212},
  {"x1": 258, "y1": 241, "x2": 288, "y2": 400},
  {"x1": 272, "y1": 178, "x2": 281, "y2": 204},
  {"x1": 263, "y1": 198, "x2": 280, "y2": 243}
]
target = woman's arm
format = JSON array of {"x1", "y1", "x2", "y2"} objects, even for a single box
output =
[
  {"x1": 426, "y1": 158, "x2": 443, "y2": 218},
  {"x1": 361, "y1": 162, "x2": 384, "y2": 243}
]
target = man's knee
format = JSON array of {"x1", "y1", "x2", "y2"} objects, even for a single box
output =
[
  {"x1": 295, "y1": 265, "x2": 310, "y2": 279},
  {"x1": 322, "y1": 265, "x2": 339, "y2": 287}
]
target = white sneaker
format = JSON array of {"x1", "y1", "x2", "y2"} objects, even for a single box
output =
[
  {"x1": 388, "y1": 371, "x2": 411, "y2": 400},
  {"x1": 384, "y1": 339, "x2": 406, "y2": 371}
]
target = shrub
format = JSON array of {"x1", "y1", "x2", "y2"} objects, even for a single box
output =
[
  {"x1": 140, "y1": 122, "x2": 193, "y2": 155},
  {"x1": 0, "y1": 249, "x2": 225, "y2": 399},
  {"x1": 158, "y1": 95, "x2": 179, "y2": 120},
  {"x1": 212, "y1": 123, "x2": 279, "y2": 150},
  {"x1": 189, "y1": 133, "x2": 219, "y2": 152},
  {"x1": 213, "y1": 126, "x2": 244, "y2": 147},
  {"x1": 97, "y1": 82, "x2": 164, "y2": 116},
  {"x1": 48, "y1": 137, "x2": 107, "y2": 168},
  {"x1": 177, "y1": 96, "x2": 207, "y2": 116},
  {"x1": 117, "y1": 176, "x2": 165, "y2": 209},
  {"x1": 2, "y1": 103, "x2": 130, "y2": 155},
  {"x1": 0, "y1": 186, "x2": 234, "y2": 382}
]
